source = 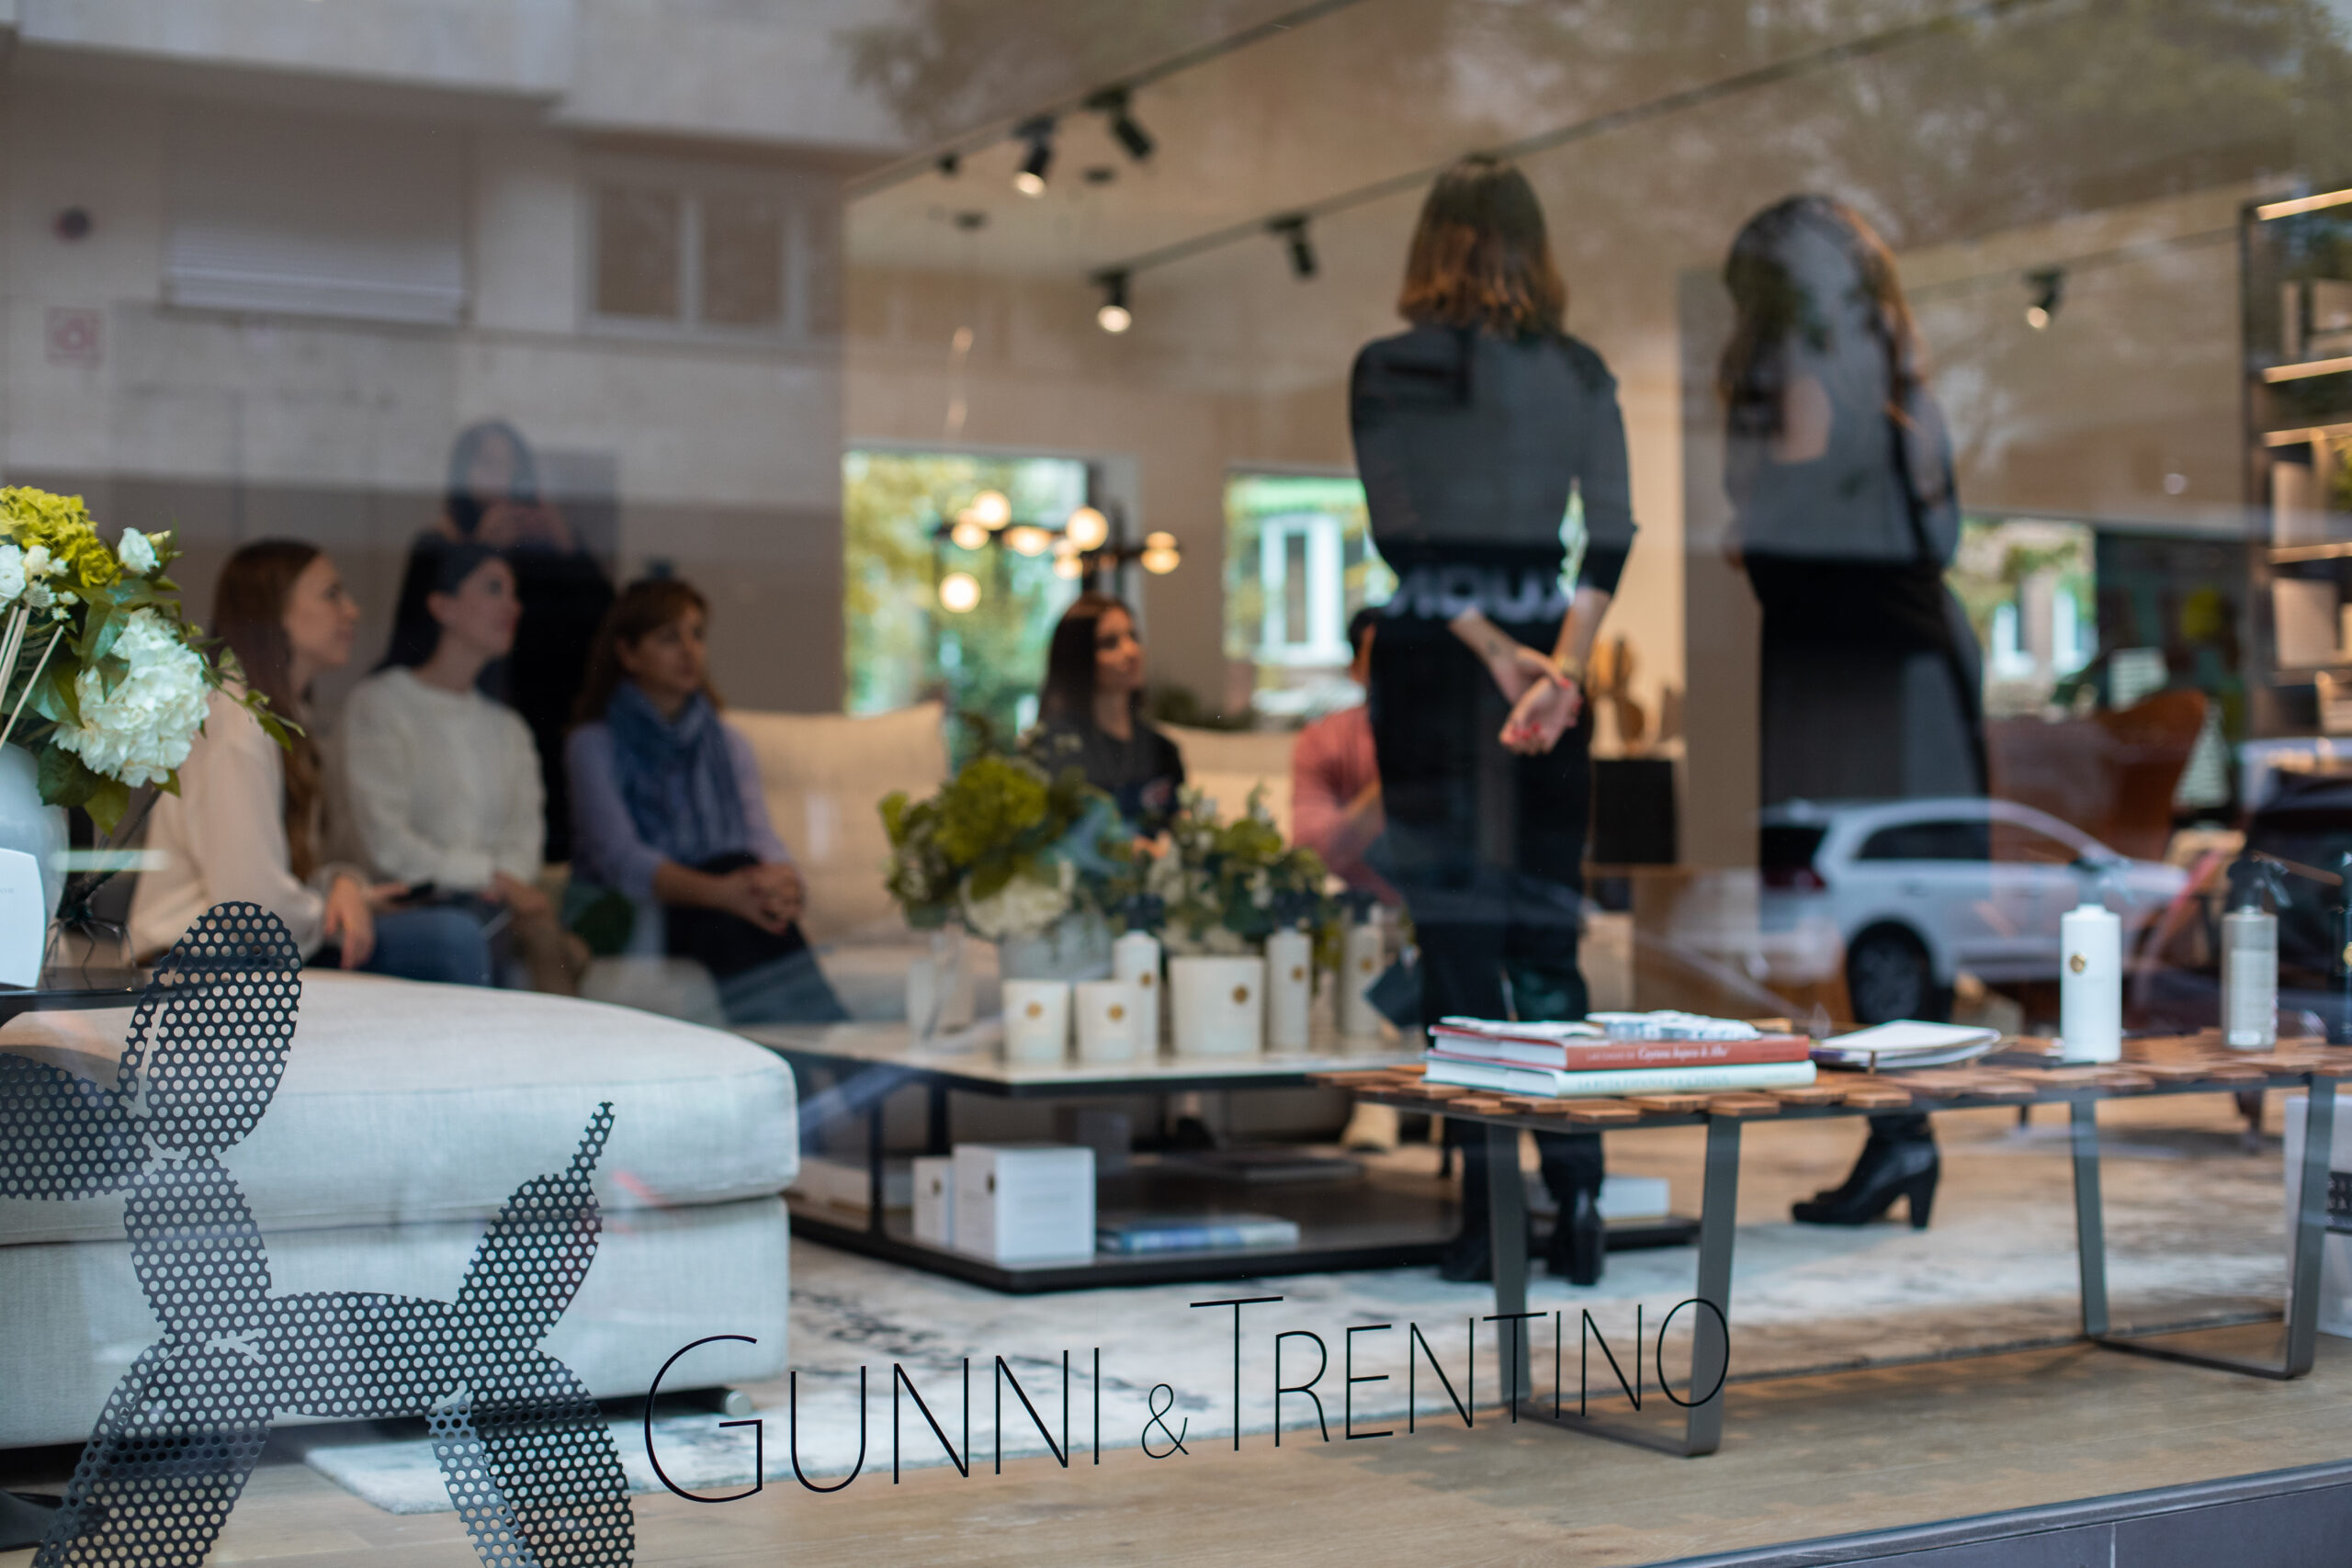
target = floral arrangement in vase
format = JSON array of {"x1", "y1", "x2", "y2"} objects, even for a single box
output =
[
  {"x1": 879, "y1": 750, "x2": 1124, "y2": 942},
  {"x1": 1136, "y1": 784, "x2": 1334, "y2": 954},
  {"x1": 0, "y1": 488, "x2": 270, "y2": 832}
]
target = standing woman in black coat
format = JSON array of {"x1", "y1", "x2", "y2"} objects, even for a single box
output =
[
  {"x1": 1722, "y1": 194, "x2": 1985, "y2": 1227},
  {"x1": 1351, "y1": 155, "x2": 1638, "y2": 1284}
]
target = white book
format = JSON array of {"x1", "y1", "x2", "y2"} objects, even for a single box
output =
[{"x1": 1422, "y1": 1057, "x2": 1816, "y2": 1097}]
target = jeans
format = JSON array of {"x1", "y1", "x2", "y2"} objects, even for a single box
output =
[{"x1": 359, "y1": 906, "x2": 495, "y2": 987}]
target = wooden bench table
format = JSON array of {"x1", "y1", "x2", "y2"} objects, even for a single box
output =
[{"x1": 1312, "y1": 1038, "x2": 2347, "y2": 1458}]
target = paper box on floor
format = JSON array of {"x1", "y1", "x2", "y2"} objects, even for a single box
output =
[
  {"x1": 913, "y1": 1155, "x2": 955, "y2": 1247},
  {"x1": 2284, "y1": 1095, "x2": 2352, "y2": 1338},
  {"x1": 952, "y1": 1143, "x2": 1096, "y2": 1265}
]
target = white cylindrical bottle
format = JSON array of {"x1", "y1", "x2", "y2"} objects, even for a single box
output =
[
  {"x1": 1264, "y1": 928, "x2": 1313, "y2": 1051},
  {"x1": 2057, "y1": 900, "x2": 2121, "y2": 1063},
  {"x1": 2222, "y1": 906, "x2": 2278, "y2": 1051},
  {"x1": 1113, "y1": 929, "x2": 1163, "y2": 1055},
  {"x1": 1339, "y1": 918, "x2": 1385, "y2": 1043}
]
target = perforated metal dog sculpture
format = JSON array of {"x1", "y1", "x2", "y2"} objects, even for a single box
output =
[{"x1": 0, "y1": 903, "x2": 634, "y2": 1567}]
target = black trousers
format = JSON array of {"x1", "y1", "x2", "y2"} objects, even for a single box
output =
[{"x1": 1369, "y1": 619, "x2": 1605, "y2": 1224}]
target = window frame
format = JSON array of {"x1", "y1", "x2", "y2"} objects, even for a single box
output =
[{"x1": 582, "y1": 154, "x2": 829, "y2": 344}]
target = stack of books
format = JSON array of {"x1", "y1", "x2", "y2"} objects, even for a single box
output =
[
  {"x1": 1096, "y1": 1211, "x2": 1302, "y2": 1255},
  {"x1": 1424, "y1": 1013, "x2": 1816, "y2": 1097}
]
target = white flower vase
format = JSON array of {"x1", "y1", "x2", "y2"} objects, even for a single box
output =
[
  {"x1": 1170, "y1": 954, "x2": 1265, "y2": 1058},
  {"x1": 997, "y1": 908, "x2": 1114, "y2": 985},
  {"x1": 0, "y1": 745, "x2": 66, "y2": 985}
]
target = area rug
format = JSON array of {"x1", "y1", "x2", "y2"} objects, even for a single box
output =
[{"x1": 299, "y1": 1101, "x2": 2297, "y2": 1512}]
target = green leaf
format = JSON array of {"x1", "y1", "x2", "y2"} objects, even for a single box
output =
[
  {"x1": 35, "y1": 744, "x2": 97, "y2": 809},
  {"x1": 84, "y1": 776, "x2": 131, "y2": 836}
]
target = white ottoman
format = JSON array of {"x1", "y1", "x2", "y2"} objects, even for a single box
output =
[{"x1": 0, "y1": 971, "x2": 797, "y2": 1448}]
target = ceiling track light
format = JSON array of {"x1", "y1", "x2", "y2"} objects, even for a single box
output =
[
  {"x1": 1013, "y1": 118, "x2": 1055, "y2": 197},
  {"x1": 1094, "y1": 270, "x2": 1132, "y2": 334},
  {"x1": 2024, "y1": 266, "x2": 2064, "y2": 331},
  {"x1": 1268, "y1": 214, "x2": 1318, "y2": 280},
  {"x1": 1085, "y1": 85, "x2": 1155, "y2": 163}
]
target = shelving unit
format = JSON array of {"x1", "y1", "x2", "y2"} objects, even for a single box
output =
[{"x1": 2244, "y1": 186, "x2": 2352, "y2": 735}]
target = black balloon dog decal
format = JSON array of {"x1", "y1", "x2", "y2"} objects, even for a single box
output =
[{"x1": 0, "y1": 903, "x2": 634, "y2": 1567}]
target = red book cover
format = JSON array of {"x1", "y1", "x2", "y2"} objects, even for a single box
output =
[{"x1": 1426, "y1": 1031, "x2": 1813, "y2": 1070}]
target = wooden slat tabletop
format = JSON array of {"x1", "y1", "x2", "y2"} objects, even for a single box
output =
[{"x1": 1311, "y1": 1033, "x2": 2346, "y2": 1133}]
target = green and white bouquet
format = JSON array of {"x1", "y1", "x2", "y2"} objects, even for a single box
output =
[
  {"x1": 1139, "y1": 785, "x2": 1334, "y2": 954},
  {"x1": 0, "y1": 487, "x2": 268, "y2": 832},
  {"x1": 880, "y1": 751, "x2": 1124, "y2": 942}
]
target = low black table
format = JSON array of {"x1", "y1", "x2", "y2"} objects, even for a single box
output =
[
  {"x1": 1317, "y1": 1041, "x2": 2346, "y2": 1458},
  {"x1": 743, "y1": 1019, "x2": 1702, "y2": 1292}
]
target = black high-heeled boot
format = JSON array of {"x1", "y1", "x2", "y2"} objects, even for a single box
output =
[
  {"x1": 1546, "y1": 1187, "x2": 1606, "y2": 1284},
  {"x1": 1792, "y1": 1132, "x2": 1938, "y2": 1227}
]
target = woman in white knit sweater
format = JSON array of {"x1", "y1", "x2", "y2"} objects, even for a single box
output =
[{"x1": 340, "y1": 537, "x2": 579, "y2": 992}]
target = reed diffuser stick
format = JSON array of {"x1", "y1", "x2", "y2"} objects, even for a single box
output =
[{"x1": 0, "y1": 627, "x2": 64, "y2": 751}]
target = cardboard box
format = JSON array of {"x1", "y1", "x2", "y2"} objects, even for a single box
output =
[{"x1": 952, "y1": 1143, "x2": 1095, "y2": 1265}]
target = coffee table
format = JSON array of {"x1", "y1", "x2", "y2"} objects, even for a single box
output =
[
  {"x1": 1315, "y1": 1039, "x2": 2348, "y2": 1457},
  {"x1": 741, "y1": 1018, "x2": 1702, "y2": 1292}
]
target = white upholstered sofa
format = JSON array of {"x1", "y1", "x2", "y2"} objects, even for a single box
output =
[{"x1": 0, "y1": 970, "x2": 796, "y2": 1449}]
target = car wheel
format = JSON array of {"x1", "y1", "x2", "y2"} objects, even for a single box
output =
[{"x1": 1845, "y1": 925, "x2": 1949, "y2": 1024}]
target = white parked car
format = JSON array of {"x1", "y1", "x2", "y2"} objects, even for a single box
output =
[{"x1": 1758, "y1": 798, "x2": 2188, "y2": 1022}]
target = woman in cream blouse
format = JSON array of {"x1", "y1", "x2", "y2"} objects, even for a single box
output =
[{"x1": 130, "y1": 540, "x2": 492, "y2": 984}]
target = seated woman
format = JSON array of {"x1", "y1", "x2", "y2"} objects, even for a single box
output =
[
  {"x1": 129, "y1": 540, "x2": 493, "y2": 984},
  {"x1": 339, "y1": 537, "x2": 581, "y2": 994},
  {"x1": 565, "y1": 577, "x2": 847, "y2": 1024},
  {"x1": 1029, "y1": 592, "x2": 1184, "y2": 833}
]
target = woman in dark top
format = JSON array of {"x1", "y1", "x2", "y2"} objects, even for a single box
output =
[
  {"x1": 1351, "y1": 154, "x2": 1637, "y2": 1285},
  {"x1": 437, "y1": 419, "x2": 615, "y2": 863},
  {"x1": 1031, "y1": 592, "x2": 1185, "y2": 834},
  {"x1": 1722, "y1": 194, "x2": 1985, "y2": 1227}
]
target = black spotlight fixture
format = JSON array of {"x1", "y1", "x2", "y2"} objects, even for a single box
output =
[
  {"x1": 1094, "y1": 270, "x2": 1132, "y2": 334},
  {"x1": 1085, "y1": 86, "x2": 1154, "y2": 163},
  {"x1": 1269, "y1": 214, "x2": 1317, "y2": 280},
  {"x1": 936, "y1": 152, "x2": 961, "y2": 178},
  {"x1": 2024, "y1": 266, "x2": 2064, "y2": 331},
  {"x1": 1014, "y1": 118, "x2": 1056, "y2": 197}
]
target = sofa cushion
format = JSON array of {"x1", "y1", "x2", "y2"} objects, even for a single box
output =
[
  {"x1": 0, "y1": 1195, "x2": 789, "y2": 1449},
  {"x1": 729, "y1": 703, "x2": 949, "y2": 944},
  {"x1": 0, "y1": 970, "x2": 797, "y2": 1247}
]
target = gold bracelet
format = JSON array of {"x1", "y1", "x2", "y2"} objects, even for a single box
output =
[{"x1": 1555, "y1": 655, "x2": 1584, "y2": 685}]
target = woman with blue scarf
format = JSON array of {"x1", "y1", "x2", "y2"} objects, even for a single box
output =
[{"x1": 566, "y1": 577, "x2": 847, "y2": 1024}]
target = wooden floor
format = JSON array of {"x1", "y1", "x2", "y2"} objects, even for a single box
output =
[{"x1": 8, "y1": 1329, "x2": 2352, "y2": 1567}]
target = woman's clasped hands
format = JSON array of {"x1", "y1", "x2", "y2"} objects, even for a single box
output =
[{"x1": 1480, "y1": 638, "x2": 1582, "y2": 756}]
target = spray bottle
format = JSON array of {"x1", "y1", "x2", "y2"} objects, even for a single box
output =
[
  {"x1": 2058, "y1": 868, "x2": 2122, "y2": 1064},
  {"x1": 2222, "y1": 858, "x2": 2287, "y2": 1052}
]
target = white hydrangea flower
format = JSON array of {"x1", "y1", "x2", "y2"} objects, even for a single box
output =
[
  {"x1": 22, "y1": 546, "x2": 51, "y2": 581},
  {"x1": 51, "y1": 609, "x2": 212, "y2": 787},
  {"x1": 959, "y1": 859, "x2": 1074, "y2": 942},
  {"x1": 0, "y1": 545, "x2": 25, "y2": 605},
  {"x1": 117, "y1": 528, "x2": 158, "y2": 577}
]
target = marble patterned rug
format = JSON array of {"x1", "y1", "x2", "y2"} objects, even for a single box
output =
[{"x1": 300, "y1": 1101, "x2": 2298, "y2": 1512}]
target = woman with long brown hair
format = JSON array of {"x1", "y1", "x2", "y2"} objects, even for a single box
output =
[
  {"x1": 565, "y1": 576, "x2": 845, "y2": 1023},
  {"x1": 1031, "y1": 591, "x2": 1183, "y2": 833},
  {"x1": 1351, "y1": 153, "x2": 1637, "y2": 1285},
  {"x1": 129, "y1": 540, "x2": 493, "y2": 983},
  {"x1": 1721, "y1": 194, "x2": 1983, "y2": 1226}
]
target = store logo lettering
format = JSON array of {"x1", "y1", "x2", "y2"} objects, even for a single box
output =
[{"x1": 644, "y1": 1293, "x2": 1726, "y2": 1496}]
